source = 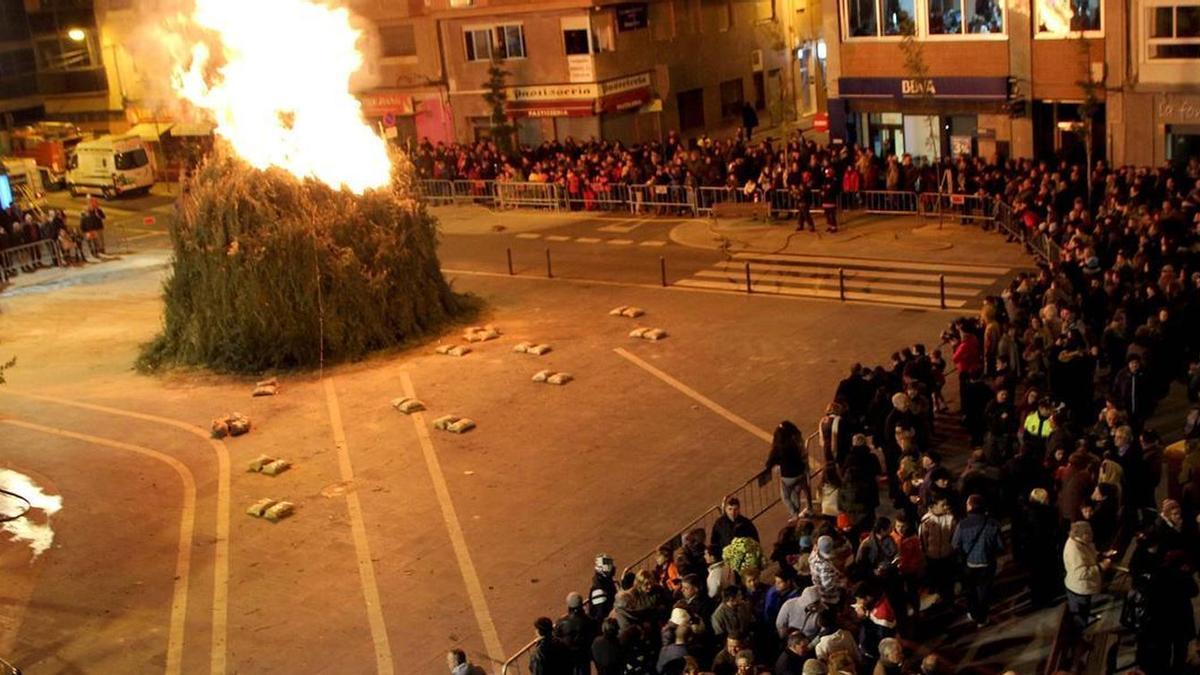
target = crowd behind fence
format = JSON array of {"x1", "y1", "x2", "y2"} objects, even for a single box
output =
[
  {"x1": 499, "y1": 433, "x2": 820, "y2": 675},
  {"x1": 416, "y1": 179, "x2": 1063, "y2": 265}
]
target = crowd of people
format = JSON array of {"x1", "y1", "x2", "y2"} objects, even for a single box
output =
[
  {"x1": 0, "y1": 198, "x2": 109, "y2": 277},
  {"x1": 435, "y1": 130, "x2": 1200, "y2": 675}
]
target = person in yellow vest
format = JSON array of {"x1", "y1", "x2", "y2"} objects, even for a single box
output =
[{"x1": 1021, "y1": 398, "x2": 1056, "y2": 457}]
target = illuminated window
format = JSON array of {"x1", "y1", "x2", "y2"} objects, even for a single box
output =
[
  {"x1": 929, "y1": 0, "x2": 1005, "y2": 33},
  {"x1": 464, "y1": 24, "x2": 526, "y2": 61},
  {"x1": 1035, "y1": 0, "x2": 1101, "y2": 33}
]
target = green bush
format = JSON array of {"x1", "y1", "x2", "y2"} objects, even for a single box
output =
[{"x1": 138, "y1": 148, "x2": 470, "y2": 373}]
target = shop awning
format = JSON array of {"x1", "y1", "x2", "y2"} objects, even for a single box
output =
[
  {"x1": 506, "y1": 100, "x2": 596, "y2": 118},
  {"x1": 127, "y1": 122, "x2": 173, "y2": 141},
  {"x1": 598, "y1": 87, "x2": 652, "y2": 114},
  {"x1": 169, "y1": 122, "x2": 216, "y2": 137}
]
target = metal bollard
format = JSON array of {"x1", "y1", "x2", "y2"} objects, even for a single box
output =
[
  {"x1": 545, "y1": 248, "x2": 553, "y2": 279},
  {"x1": 506, "y1": 247, "x2": 514, "y2": 275},
  {"x1": 838, "y1": 268, "x2": 846, "y2": 301},
  {"x1": 939, "y1": 274, "x2": 946, "y2": 309},
  {"x1": 660, "y1": 256, "x2": 667, "y2": 287},
  {"x1": 744, "y1": 261, "x2": 752, "y2": 293}
]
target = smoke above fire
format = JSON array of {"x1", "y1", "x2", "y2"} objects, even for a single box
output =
[{"x1": 157, "y1": 0, "x2": 391, "y2": 193}]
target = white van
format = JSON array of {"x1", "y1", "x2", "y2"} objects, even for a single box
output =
[{"x1": 66, "y1": 134, "x2": 154, "y2": 198}]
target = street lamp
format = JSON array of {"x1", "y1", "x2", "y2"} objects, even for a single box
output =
[{"x1": 66, "y1": 27, "x2": 87, "y2": 42}]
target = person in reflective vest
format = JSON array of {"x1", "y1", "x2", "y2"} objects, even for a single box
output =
[{"x1": 1021, "y1": 398, "x2": 1056, "y2": 457}]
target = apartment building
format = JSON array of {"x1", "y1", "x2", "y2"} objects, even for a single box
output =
[
  {"x1": 1106, "y1": 0, "x2": 1200, "y2": 165},
  {"x1": 370, "y1": 0, "x2": 799, "y2": 145},
  {"x1": 0, "y1": 0, "x2": 114, "y2": 137},
  {"x1": 822, "y1": 0, "x2": 1116, "y2": 162}
]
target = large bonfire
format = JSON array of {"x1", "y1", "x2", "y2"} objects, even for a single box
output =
[{"x1": 140, "y1": 0, "x2": 466, "y2": 373}]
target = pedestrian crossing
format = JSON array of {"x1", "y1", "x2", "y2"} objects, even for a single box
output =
[{"x1": 674, "y1": 252, "x2": 1014, "y2": 309}]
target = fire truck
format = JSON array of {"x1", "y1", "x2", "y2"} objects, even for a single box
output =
[{"x1": 9, "y1": 122, "x2": 84, "y2": 190}]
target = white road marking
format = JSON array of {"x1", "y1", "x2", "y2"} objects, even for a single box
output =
[
  {"x1": 2, "y1": 419, "x2": 197, "y2": 675},
  {"x1": 322, "y1": 379, "x2": 395, "y2": 675},
  {"x1": 638, "y1": 241, "x2": 668, "y2": 247},
  {"x1": 613, "y1": 349, "x2": 772, "y2": 444},
  {"x1": 399, "y1": 372, "x2": 506, "y2": 663},
  {"x1": 0, "y1": 390, "x2": 231, "y2": 675},
  {"x1": 514, "y1": 233, "x2": 541, "y2": 239},
  {"x1": 544, "y1": 235, "x2": 571, "y2": 242},
  {"x1": 606, "y1": 239, "x2": 634, "y2": 245},
  {"x1": 575, "y1": 237, "x2": 602, "y2": 244}
]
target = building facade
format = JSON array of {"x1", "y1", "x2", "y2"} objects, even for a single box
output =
[
  {"x1": 0, "y1": 0, "x2": 115, "y2": 141},
  {"x1": 822, "y1": 0, "x2": 1125, "y2": 163},
  {"x1": 359, "y1": 0, "x2": 801, "y2": 146},
  {"x1": 1106, "y1": 0, "x2": 1200, "y2": 166}
]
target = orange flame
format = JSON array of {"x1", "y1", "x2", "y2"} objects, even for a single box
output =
[{"x1": 166, "y1": 0, "x2": 391, "y2": 193}]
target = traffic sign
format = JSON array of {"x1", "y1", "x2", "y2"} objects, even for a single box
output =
[{"x1": 812, "y1": 112, "x2": 829, "y2": 132}]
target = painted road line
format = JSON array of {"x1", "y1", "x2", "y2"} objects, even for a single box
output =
[
  {"x1": 400, "y1": 372, "x2": 506, "y2": 663},
  {"x1": 613, "y1": 348, "x2": 772, "y2": 444},
  {"x1": 597, "y1": 218, "x2": 642, "y2": 233},
  {"x1": 322, "y1": 379, "x2": 395, "y2": 675},
  {"x1": 575, "y1": 237, "x2": 602, "y2": 244},
  {"x1": 514, "y1": 233, "x2": 540, "y2": 239},
  {"x1": 674, "y1": 278, "x2": 968, "y2": 308},
  {"x1": 707, "y1": 262, "x2": 997, "y2": 286},
  {"x1": 0, "y1": 390, "x2": 230, "y2": 675},
  {"x1": 606, "y1": 239, "x2": 635, "y2": 245},
  {"x1": 638, "y1": 240, "x2": 668, "y2": 247},
  {"x1": 2, "y1": 418, "x2": 196, "y2": 675},
  {"x1": 544, "y1": 235, "x2": 571, "y2": 242},
  {"x1": 692, "y1": 270, "x2": 980, "y2": 297},
  {"x1": 126, "y1": 231, "x2": 166, "y2": 242},
  {"x1": 730, "y1": 252, "x2": 1011, "y2": 275}
]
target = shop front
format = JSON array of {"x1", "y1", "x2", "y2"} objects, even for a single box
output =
[
  {"x1": 1158, "y1": 94, "x2": 1200, "y2": 166},
  {"x1": 832, "y1": 77, "x2": 1011, "y2": 161},
  {"x1": 501, "y1": 72, "x2": 655, "y2": 144},
  {"x1": 358, "y1": 90, "x2": 455, "y2": 147}
]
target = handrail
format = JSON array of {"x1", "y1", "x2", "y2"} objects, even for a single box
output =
[
  {"x1": 498, "y1": 638, "x2": 538, "y2": 675},
  {"x1": 1042, "y1": 605, "x2": 1074, "y2": 674},
  {"x1": 497, "y1": 431, "x2": 820, "y2": 673}
]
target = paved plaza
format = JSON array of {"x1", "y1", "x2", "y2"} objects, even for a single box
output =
[{"x1": 2, "y1": 200, "x2": 1062, "y2": 674}]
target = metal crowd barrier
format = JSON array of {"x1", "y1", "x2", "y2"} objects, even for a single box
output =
[
  {"x1": 767, "y1": 189, "x2": 823, "y2": 219},
  {"x1": 497, "y1": 431, "x2": 818, "y2": 673},
  {"x1": 920, "y1": 193, "x2": 997, "y2": 224},
  {"x1": 564, "y1": 182, "x2": 634, "y2": 213},
  {"x1": 452, "y1": 179, "x2": 498, "y2": 207},
  {"x1": 1, "y1": 239, "x2": 65, "y2": 282},
  {"x1": 629, "y1": 184, "x2": 696, "y2": 216},
  {"x1": 495, "y1": 182, "x2": 564, "y2": 211},
  {"x1": 855, "y1": 190, "x2": 919, "y2": 214},
  {"x1": 416, "y1": 179, "x2": 457, "y2": 206}
]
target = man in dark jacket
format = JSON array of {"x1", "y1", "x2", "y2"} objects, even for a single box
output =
[
  {"x1": 741, "y1": 102, "x2": 759, "y2": 141},
  {"x1": 772, "y1": 631, "x2": 810, "y2": 675},
  {"x1": 1111, "y1": 354, "x2": 1151, "y2": 426},
  {"x1": 591, "y1": 618, "x2": 623, "y2": 675},
  {"x1": 556, "y1": 593, "x2": 597, "y2": 675},
  {"x1": 951, "y1": 494, "x2": 1004, "y2": 627},
  {"x1": 711, "y1": 497, "x2": 759, "y2": 554},
  {"x1": 530, "y1": 616, "x2": 570, "y2": 675}
]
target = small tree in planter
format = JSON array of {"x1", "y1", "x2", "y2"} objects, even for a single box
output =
[{"x1": 483, "y1": 54, "x2": 516, "y2": 154}]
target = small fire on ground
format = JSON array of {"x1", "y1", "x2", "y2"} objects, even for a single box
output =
[{"x1": 160, "y1": 0, "x2": 391, "y2": 193}]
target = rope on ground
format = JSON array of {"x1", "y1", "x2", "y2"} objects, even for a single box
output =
[{"x1": 0, "y1": 488, "x2": 32, "y2": 522}]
